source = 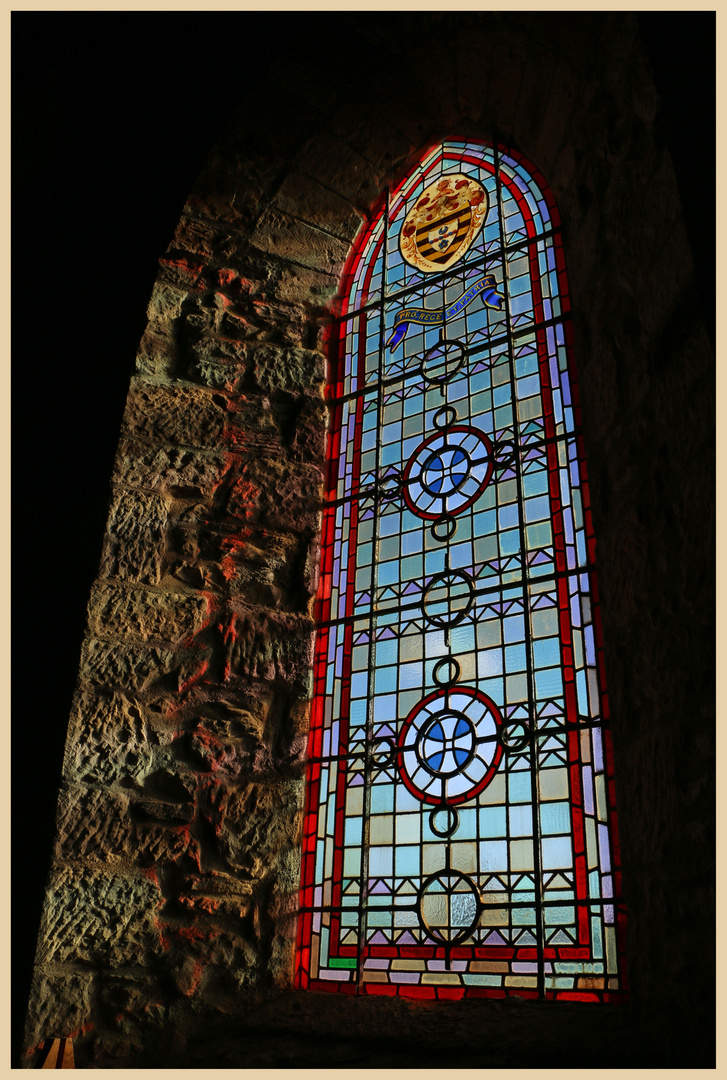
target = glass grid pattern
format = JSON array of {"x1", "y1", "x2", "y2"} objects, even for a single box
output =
[{"x1": 296, "y1": 141, "x2": 626, "y2": 1003}]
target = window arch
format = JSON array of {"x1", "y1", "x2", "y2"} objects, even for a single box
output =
[{"x1": 296, "y1": 140, "x2": 626, "y2": 1002}]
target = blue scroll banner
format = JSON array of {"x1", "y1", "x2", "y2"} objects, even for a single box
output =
[{"x1": 386, "y1": 274, "x2": 504, "y2": 352}]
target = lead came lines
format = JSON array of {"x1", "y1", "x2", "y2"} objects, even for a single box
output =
[
  {"x1": 375, "y1": 166, "x2": 510, "y2": 967},
  {"x1": 363, "y1": 154, "x2": 525, "y2": 975},
  {"x1": 301, "y1": 141, "x2": 623, "y2": 1000},
  {"x1": 357, "y1": 190, "x2": 390, "y2": 989},
  {"x1": 494, "y1": 135, "x2": 546, "y2": 995},
  {"x1": 397, "y1": 334, "x2": 499, "y2": 957}
]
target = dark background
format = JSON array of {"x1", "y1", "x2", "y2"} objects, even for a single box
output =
[{"x1": 12, "y1": 11, "x2": 715, "y2": 1060}]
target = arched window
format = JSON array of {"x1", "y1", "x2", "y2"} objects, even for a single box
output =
[{"x1": 296, "y1": 141, "x2": 625, "y2": 1003}]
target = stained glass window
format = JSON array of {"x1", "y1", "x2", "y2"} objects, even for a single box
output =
[{"x1": 296, "y1": 141, "x2": 626, "y2": 1002}]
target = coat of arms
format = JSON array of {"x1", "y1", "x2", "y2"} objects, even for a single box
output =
[
  {"x1": 388, "y1": 173, "x2": 502, "y2": 352},
  {"x1": 400, "y1": 174, "x2": 488, "y2": 273}
]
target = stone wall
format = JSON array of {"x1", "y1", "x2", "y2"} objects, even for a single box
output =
[{"x1": 23, "y1": 13, "x2": 714, "y2": 1068}]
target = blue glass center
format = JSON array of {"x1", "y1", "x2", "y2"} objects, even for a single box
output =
[
  {"x1": 421, "y1": 445, "x2": 470, "y2": 497},
  {"x1": 418, "y1": 711, "x2": 475, "y2": 777}
]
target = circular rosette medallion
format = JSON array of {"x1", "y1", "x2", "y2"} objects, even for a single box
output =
[
  {"x1": 397, "y1": 687, "x2": 503, "y2": 806},
  {"x1": 402, "y1": 426, "x2": 494, "y2": 520}
]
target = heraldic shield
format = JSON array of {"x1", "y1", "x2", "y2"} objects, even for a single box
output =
[{"x1": 400, "y1": 174, "x2": 488, "y2": 273}]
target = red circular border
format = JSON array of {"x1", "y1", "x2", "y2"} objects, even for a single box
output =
[
  {"x1": 402, "y1": 425, "x2": 495, "y2": 521},
  {"x1": 396, "y1": 686, "x2": 504, "y2": 806}
]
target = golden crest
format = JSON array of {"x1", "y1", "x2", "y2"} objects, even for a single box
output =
[{"x1": 399, "y1": 174, "x2": 488, "y2": 273}]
